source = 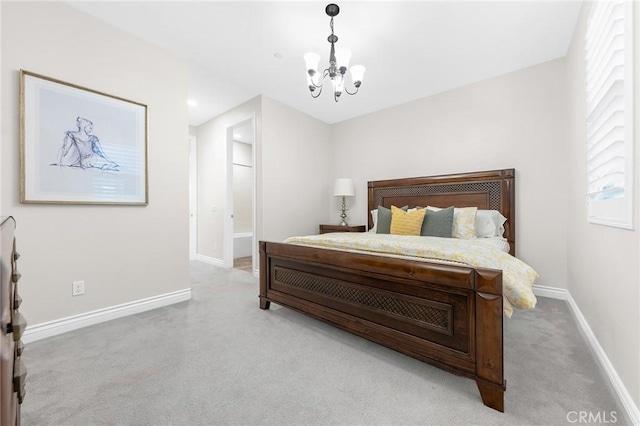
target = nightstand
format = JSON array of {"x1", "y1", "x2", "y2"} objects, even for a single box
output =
[{"x1": 319, "y1": 224, "x2": 367, "y2": 234}]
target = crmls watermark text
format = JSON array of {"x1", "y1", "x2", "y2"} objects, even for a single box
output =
[{"x1": 566, "y1": 411, "x2": 618, "y2": 424}]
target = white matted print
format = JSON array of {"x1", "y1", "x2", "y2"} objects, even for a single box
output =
[{"x1": 20, "y1": 70, "x2": 148, "y2": 205}]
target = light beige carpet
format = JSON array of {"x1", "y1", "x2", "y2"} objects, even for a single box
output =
[{"x1": 21, "y1": 261, "x2": 627, "y2": 425}]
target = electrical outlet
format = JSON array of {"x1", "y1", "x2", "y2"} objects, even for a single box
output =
[{"x1": 72, "y1": 280, "x2": 85, "y2": 296}]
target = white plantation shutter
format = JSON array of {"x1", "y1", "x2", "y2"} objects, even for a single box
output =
[{"x1": 585, "y1": 0, "x2": 635, "y2": 229}]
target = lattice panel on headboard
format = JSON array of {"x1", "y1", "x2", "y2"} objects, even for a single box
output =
[{"x1": 373, "y1": 181, "x2": 502, "y2": 210}]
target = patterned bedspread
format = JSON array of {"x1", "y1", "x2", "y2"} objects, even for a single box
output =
[{"x1": 284, "y1": 233, "x2": 538, "y2": 318}]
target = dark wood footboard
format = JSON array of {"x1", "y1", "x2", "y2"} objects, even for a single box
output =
[{"x1": 259, "y1": 241, "x2": 505, "y2": 412}]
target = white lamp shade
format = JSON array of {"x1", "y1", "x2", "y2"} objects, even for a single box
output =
[
  {"x1": 304, "y1": 52, "x2": 321, "y2": 72},
  {"x1": 333, "y1": 178, "x2": 355, "y2": 197},
  {"x1": 350, "y1": 65, "x2": 366, "y2": 84},
  {"x1": 335, "y1": 48, "x2": 352, "y2": 69}
]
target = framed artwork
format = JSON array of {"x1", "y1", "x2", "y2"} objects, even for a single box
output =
[{"x1": 20, "y1": 70, "x2": 148, "y2": 205}]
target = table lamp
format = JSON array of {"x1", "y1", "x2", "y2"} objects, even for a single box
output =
[{"x1": 333, "y1": 178, "x2": 355, "y2": 226}]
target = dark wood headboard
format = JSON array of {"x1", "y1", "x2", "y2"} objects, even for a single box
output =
[{"x1": 367, "y1": 169, "x2": 516, "y2": 256}]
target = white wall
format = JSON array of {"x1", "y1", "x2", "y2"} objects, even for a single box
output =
[
  {"x1": 0, "y1": 2, "x2": 3, "y2": 219},
  {"x1": 260, "y1": 96, "x2": 332, "y2": 241},
  {"x1": 565, "y1": 3, "x2": 640, "y2": 408},
  {"x1": 331, "y1": 59, "x2": 569, "y2": 289},
  {"x1": 1, "y1": 2, "x2": 190, "y2": 325}
]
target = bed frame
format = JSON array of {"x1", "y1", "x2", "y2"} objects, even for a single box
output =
[{"x1": 259, "y1": 168, "x2": 515, "y2": 412}]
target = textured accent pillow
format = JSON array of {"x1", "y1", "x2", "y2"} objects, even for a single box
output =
[
  {"x1": 454, "y1": 207, "x2": 478, "y2": 239},
  {"x1": 376, "y1": 205, "x2": 408, "y2": 234},
  {"x1": 428, "y1": 206, "x2": 478, "y2": 239},
  {"x1": 421, "y1": 206, "x2": 454, "y2": 237},
  {"x1": 390, "y1": 206, "x2": 426, "y2": 236}
]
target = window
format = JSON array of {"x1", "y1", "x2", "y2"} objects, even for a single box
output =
[{"x1": 585, "y1": 0, "x2": 635, "y2": 229}]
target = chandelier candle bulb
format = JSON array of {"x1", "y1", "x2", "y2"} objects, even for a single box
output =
[
  {"x1": 336, "y1": 48, "x2": 352, "y2": 70},
  {"x1": 304, "y1": 3, "x2": 366, "y2": 102},
  {"x1": 350, "y1": 65, "x2": 365, "y2": 87},
  {"x1": 304, "y1": 52, "x2": 320, "y2": 74}
]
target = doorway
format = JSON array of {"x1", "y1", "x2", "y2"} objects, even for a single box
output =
[
  {"x1": 188, "y1": 136, "x2": 197, "y2": 260},
  {"x1": 224, "y1": 117, "x2": 256, "y2": 274}
]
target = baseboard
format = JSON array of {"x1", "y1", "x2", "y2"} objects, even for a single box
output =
[
  {"x1": 233, "y1": 232, "x2": 253, "y2": 238},
  {"x1": 196, "y1": 254, "x2": 225, "y2": 267},
  {"x1": 531, "y1": 284, "x2": 639, "y2": 423},
  {"x1": 532, "y1": 284, "x2": 568, "y2": 300},
  {"x1": 565, "y1": 292, "x2": 640, "y2": 425},
  {"x1": 23, "y1": 288, "x2": 191, "y2": 344}
]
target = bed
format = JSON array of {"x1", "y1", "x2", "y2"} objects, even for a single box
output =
[{"x1": 259, "y1": 168, "x2": 531, "y2": 412}]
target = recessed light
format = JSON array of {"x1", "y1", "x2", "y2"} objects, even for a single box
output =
[{"x1": 187, "y1": 99, "x2": 198, "y2": 107}]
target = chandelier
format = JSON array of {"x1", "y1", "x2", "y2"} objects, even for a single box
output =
[{"x1": 304, "y1": 3, "x2": 366, "y2": 102}]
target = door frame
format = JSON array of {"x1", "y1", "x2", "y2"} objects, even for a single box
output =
[
  {"x1": 224, "y1": 115, "x2": 257, "y2": 273},
  {"x1": 188, "y1": 135, "x2": 197, "y2": 260}
]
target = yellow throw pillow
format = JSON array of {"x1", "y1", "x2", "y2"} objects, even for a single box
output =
[{"x1": 390, "y1": 205, "x2": 426, "y2": 236}]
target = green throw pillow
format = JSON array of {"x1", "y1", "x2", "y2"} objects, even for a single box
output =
[
  {"x1": 421, "y1": 206, "x2": 454, "y2": 237},
  {"x1": 376, "y1": 205, "x2": 408, "y2": 234}
]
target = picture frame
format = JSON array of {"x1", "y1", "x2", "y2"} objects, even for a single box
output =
[{"x1": 20, "y1": 70, "x2": 148, "y2": 205}]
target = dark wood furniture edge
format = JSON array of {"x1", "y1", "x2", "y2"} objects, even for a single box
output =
[
  {"x1": 259, "y1": 241, "x2": 270, "y2": 310},
  {"x1": 1, "y1": 216, "x2": 25, "y2": 425},
  {"x1": 319, "y1": 224, "x2": 367, "y2": 234}
]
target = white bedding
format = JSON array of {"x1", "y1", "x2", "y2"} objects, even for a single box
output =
[
  {"x1": 475, "y1": 237, "x2": 510, "y2": 253},
  {"x1": 284, "y1": 233, "x2": 537, "y2": 318}
]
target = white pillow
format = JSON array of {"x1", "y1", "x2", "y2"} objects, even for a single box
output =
[
  {"x1": 475, "y1": 210, "x2": 507, "y2": 238},
  {"x1": 370, "y1": 208, "x2": 378, "y2": 232},
  {"x1": 427, "y1": 206, "x2": 477, "y2": 239}
]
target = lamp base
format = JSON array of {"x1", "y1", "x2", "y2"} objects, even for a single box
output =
[{"x1": 338, "y1": 195, "x2": 348, "y2": 226}]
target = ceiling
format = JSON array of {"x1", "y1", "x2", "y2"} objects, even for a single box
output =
[{"x1": 67, "y1": 1, "x2": 582, "y2": 126}]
